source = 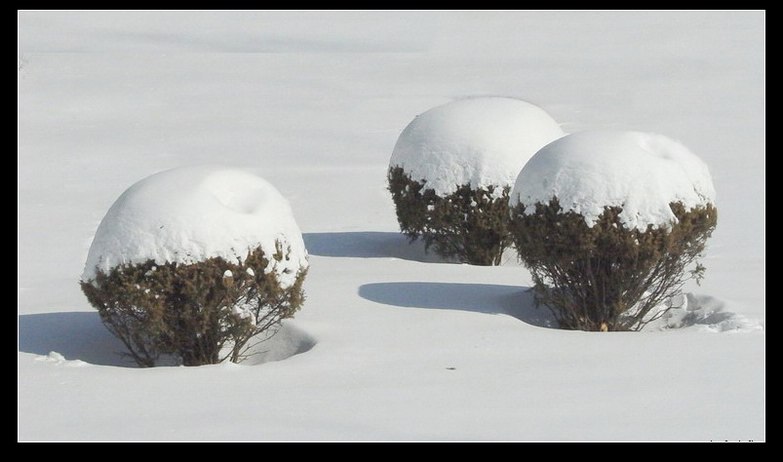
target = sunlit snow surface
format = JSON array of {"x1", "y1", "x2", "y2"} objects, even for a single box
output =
[
  {"x1": 390, "y1": 97, "x2": 564, "y2": 196},
  {"x1": 81, "y1": 165, "x2": 307, "y2": 288},
  {"x1": 510, "y1": 130, "x2": 715, "y2": 230},
  {"x1": 18, "y1": 11, "x2": 764, "y2": 441}
]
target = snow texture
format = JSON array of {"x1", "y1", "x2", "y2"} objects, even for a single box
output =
[
  {"x1": 19, "y1": 11, "x2": 763, "y2": 442},
  {"x1": 81, "y1": 165, "x2": 308, "y2": 288},
  {"x1": 390, "y1": 97, "x2": 565, "y2": 197},
  {"x1": 510, "y1": 130, "x2": 716, "y2": 230},
  {"x1": 650, "y1": 293, "x2": 763, "y2": 333}
]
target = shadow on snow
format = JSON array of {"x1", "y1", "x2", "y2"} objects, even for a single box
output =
[
  {"x1": 18, "y1": 311, "x2": 316, "y2": 368},
  {"x1": 302, "y1": 231, "x2": 454, "y2": 263},
  {"x1": 19, "y1": 311, "x2": 137, "y2": 367},
  {"x1": 358, "y1": 282, "x2": 558, "y2": 329}
]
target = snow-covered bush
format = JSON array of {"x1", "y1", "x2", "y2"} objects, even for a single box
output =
[
  {"x1": 509, "y1": 131, "x2": 717, "y2": 331},
  {"x1": 388, "y1": 97, "x2": 564, "y2": 265},
  {"x1": 80, "y1": 166, "x2": 308, "y2": 366}
]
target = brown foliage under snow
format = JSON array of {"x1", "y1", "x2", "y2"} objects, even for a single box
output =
[
  {"x1": 510, "y1": 198, "x2": 717, "y2": 331},
  {"x1": 81, "y1": 243, "x2": 307, "y2": 367},
  {"x1": 387, "y1": 166, "x2": 512, "y2": 266}
]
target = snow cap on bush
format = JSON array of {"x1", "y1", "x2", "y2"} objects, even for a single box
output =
[
  {"x1": 82, "y1": 165, "x2": 308, "y2": 288},
  {"x1": 510, "y1": 130, "x2": 716, "y2": 230},
  {"x1": 390, "y1": 96, "x2": 565, "y2": 197}
]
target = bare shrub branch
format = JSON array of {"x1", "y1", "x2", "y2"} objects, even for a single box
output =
[
  {"x1": 388, "y1": 166, "x2": 511, "y2": 266},
  {"x1": 80, "y1": 243, "x2": 307, "y2": 367},
  {"x1": 510, "y1": 198, "x2": 717, "y2": 331}
]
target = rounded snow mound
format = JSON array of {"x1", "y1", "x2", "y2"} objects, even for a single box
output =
[
  {"x1": 390, "y1": 97, "x2": 565, "y2": 197},
  {"x1": 82, "y1": 165, "x2": 308, "y2": 288},
  {"x1": 510, "y1": 130, "x2": 716, "y2": 230},
  {"x1": 644, "y1": 293, "x2": 763, "y2": 333}
]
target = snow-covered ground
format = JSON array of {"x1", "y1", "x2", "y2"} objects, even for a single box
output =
[{"x1": 18, "y1": 10, "x2": 764, "y2": 441}]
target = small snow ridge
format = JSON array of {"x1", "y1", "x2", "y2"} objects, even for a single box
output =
[
  {"x1": 36, "y1": 351, "x2": 65, "y2": 362},
  {"x1": 35, "y1": 351, "x2": 88, "y2": 367},
  {"x1": 644, "y1": 293, "x2": 763, "y2": 333}
]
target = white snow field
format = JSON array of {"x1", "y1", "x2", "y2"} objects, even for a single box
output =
[{"x1": 18, "y1": 11, "x2": 764, "y2": 441}]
